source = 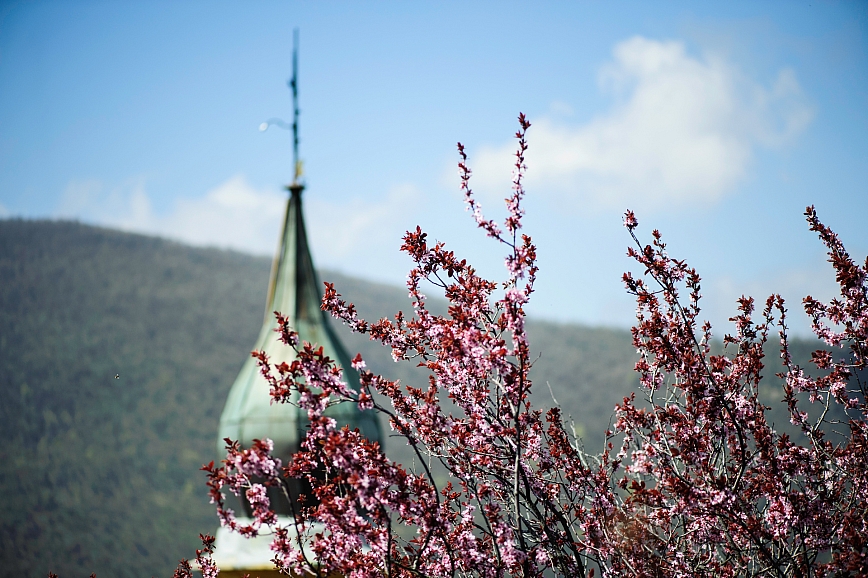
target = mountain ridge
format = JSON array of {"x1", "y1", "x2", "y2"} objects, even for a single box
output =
[{"x1": 0, "y1": 219, "x2": 821, "y2": 577}]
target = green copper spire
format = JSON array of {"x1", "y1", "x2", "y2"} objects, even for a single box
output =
[
  {"x1": 217, "y1": 28, "x2": 379, "y2": 486},
  {"x1": 218, "y1": 184, "x2": 380, "y2": 461},
  {"x1": 215, "y1": 31, "x2": 381, "y2": 574}
]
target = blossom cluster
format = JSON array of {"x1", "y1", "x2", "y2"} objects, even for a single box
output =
[
  {"x1": 185, "y1": 116, "x2": 867, "y2": 577},
  {"x1": 201, "y1": 438, "x2": 283, "y2": 538},
  {"x1": 172, "y1": 534, "x2": 218, "y2": 578},
  {"x1": 612, "y1": 205, "x2": 867, "y2": 576}
]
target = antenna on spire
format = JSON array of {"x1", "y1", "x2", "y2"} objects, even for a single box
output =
[
  {"x1": 289, "y1": 28, "x2": 301, "y2": 187},
  {"x1": 258, "y1": 28, "x2": 304, "y2": 193}
]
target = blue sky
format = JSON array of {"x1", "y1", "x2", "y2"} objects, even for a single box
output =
[{"x1": 1, "y1": 1, "x2": 866, "y2": 336}]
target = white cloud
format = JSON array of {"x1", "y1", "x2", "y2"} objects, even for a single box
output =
[
  {"x1": 547, "y1": 100, "x2": 575, "y2": 117},
  {"x1": 55, "y1": 179, "x2": 106, "y2": 218},
  {"x1": 56, "y1": 175, "x2": 286, "y2": 255},
  {"x1": 470, "y1": 36, "x2": 813, "y2": 210},
  {"x1": 306, "y1": 183, "x2": 420, "y2": 266},
  {"x1": 158, "y1": 176, "x2": 286, "y2": 254},
  {"x1": 0, "y1": 202, "x2": 10, "y2": 217},
  {"x1": 54, "y1": 175, "x2": 422, "y2": 279}
]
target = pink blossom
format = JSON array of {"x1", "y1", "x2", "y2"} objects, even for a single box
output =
[{"x1": 189, "y1": 120, "x2": 867, "y2": 578}]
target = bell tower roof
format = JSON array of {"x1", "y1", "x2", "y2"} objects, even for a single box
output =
[
  {"x1": 217, "y1": 30, "x2": 379, "y2": 464},
  {"x1": 218, "y1": 182, "x2": 380, "y2": 457},
  {"x1": 214, "y1": 29, "x2": 383, "y2": 572}
]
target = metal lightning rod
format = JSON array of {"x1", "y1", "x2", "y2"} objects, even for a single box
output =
[
  {"x1": 289, "y1": 28, "x2": 301, "y2": 186},
  {"x1": 259, "y1": 28, "x2": 303, "y2": 191}
]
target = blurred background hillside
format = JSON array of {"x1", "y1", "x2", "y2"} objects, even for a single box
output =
[{"x1": 0, "y1": 219, "x2": 831, "y2": 577}]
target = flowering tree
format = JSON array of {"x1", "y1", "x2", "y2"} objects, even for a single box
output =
[{"x1": 182, "y1": 115, "x2": 867, "y2": 577}]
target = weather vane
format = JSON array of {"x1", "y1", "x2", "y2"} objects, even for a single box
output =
[{"x1": 259, "y1": 28, "x2": 303, "y2": 190}]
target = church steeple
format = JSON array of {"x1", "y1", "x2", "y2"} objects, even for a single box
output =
[
  {"x1": 217, "y1": 184, "x2": 380, "y2": 471},
  {"x1": 213, "y1": 31, "x2": 380, "y2": 575}
]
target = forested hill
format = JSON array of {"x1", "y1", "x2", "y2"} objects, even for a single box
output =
[{"x1": 0, "y1": 220, "x2": 823, "y2": 577}]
